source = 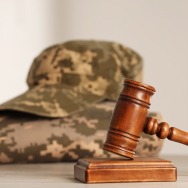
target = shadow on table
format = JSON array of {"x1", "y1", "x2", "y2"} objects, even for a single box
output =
[{"x1": 64, "y1": 176, "x2": 82, "y2": 183}]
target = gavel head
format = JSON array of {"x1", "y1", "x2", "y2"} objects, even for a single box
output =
[{"x1": 103, "y1": 79, "x2": 156, "y2": 159}]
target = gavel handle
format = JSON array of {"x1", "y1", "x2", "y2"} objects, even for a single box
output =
[{"x1": 144, "y1": 117, "x2": 188, "y2": 146}]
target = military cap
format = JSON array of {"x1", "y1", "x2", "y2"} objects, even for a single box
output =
[{"x1": 0, "y1": 40, "x2": 143, "y2": 117}]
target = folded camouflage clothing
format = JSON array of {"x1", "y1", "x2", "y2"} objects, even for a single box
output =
[
  {"x1": 0, "y1": 40, "x2": 164, "y2": 163},
  {"x1": 0, "y1": 101, "x2": 164, "y2": 163}
]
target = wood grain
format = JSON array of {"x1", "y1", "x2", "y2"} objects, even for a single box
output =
[
  {"x1": 103, "y1": 78, "x2": 188, "y2": 159},
  {"x1": 144, "y1": 117, "x2": 188, "y2": 145},
  {"x1": 74, "y1": 157, "x2": 177, "y2": 183},
  {"x1": 103, "y1": 79, "x2": 156, "y2": 159}
]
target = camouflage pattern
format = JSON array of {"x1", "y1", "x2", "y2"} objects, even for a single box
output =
[
  {"x1": 0, "y1": 40, "x2": 143, "y2": 118},
  {"x1": 0, "y1": 101, "x2": 164, "y2": 164}
]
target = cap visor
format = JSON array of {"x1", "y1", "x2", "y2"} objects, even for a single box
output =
[{"x1": 0, "y1": 84, "x2": 105, "y2": 118}]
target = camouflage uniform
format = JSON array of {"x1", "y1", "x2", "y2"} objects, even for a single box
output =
[
  {"x1": 0, "y1": 40, "x2": 163, "y2": 163},
  {"x1": 0, "y1": 101, "x2": 163, "y2": 163}
]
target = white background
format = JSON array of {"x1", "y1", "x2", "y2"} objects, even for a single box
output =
[{"x1": 0, "y1": 0, "x2": 188, "y2": 155}]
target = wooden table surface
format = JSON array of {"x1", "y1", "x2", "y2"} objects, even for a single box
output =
[{"x1": 1, "y1": 156, "x2": 188, "y2": 188}]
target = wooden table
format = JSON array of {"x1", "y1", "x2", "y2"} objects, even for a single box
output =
[{"x1": 1, "y1": 156, "x2": 187, "y2": 188}]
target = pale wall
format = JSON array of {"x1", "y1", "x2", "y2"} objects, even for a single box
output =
[{"x1": 0, "y1": 0, "x2": 188, "y2": 155}]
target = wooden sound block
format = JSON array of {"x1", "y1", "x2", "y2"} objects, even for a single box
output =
[{"x1": 74, "y1": 157, "x2": 177, "y2": 183}]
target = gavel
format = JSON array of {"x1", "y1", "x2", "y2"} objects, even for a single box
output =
[{"x1": 103, "y1": 79, "x2": 188, "y2": 159}]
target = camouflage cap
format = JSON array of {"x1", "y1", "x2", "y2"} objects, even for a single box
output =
[{"x1": 0, "y1": 40, "x2": 143, "y2": 117}]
